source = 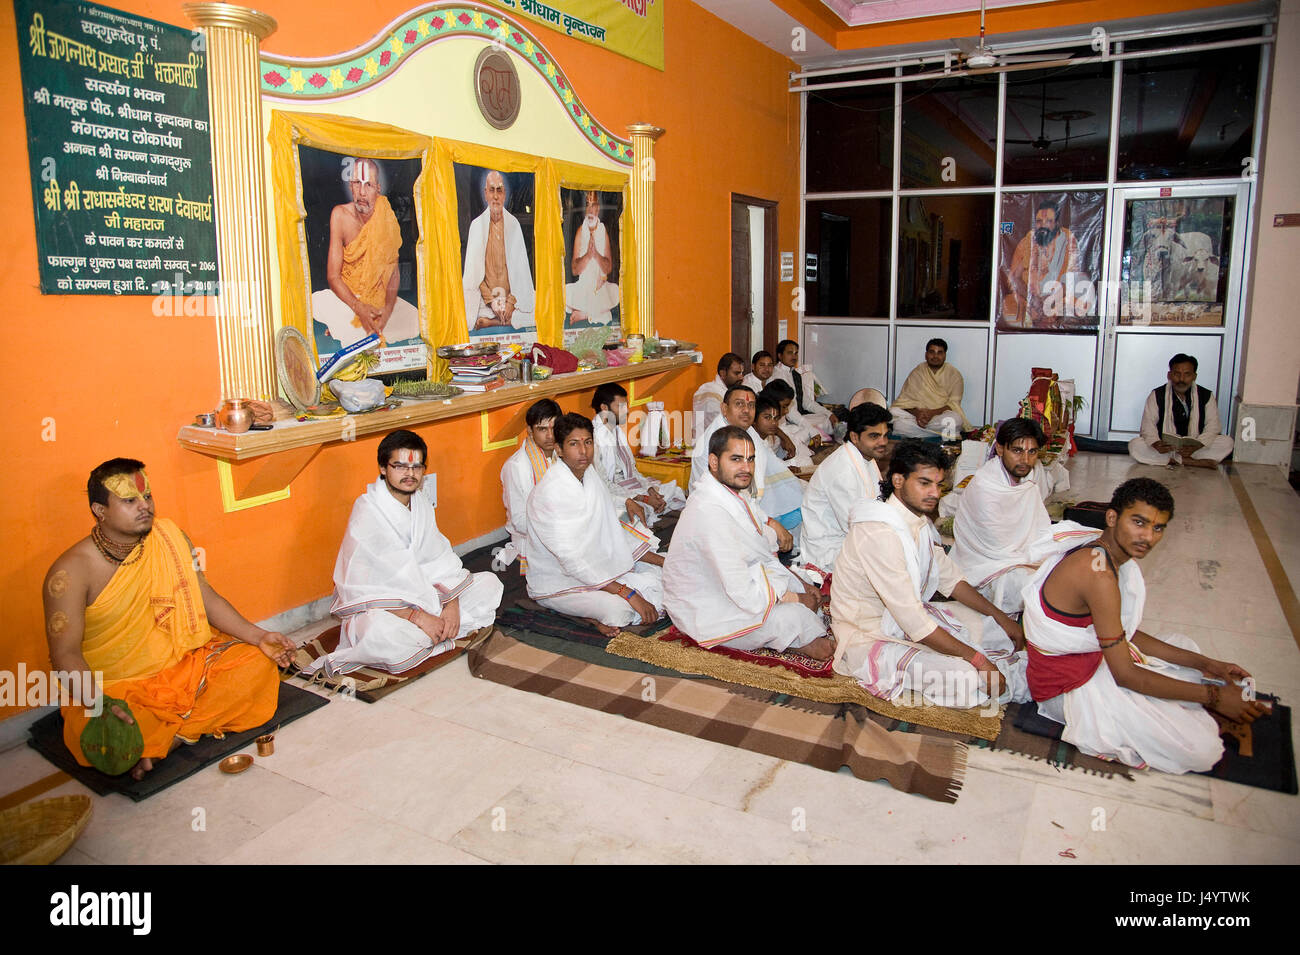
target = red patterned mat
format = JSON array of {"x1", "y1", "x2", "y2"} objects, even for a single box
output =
[{"x1": 658, "y1": 625, "x2": 834, "y2": 679}]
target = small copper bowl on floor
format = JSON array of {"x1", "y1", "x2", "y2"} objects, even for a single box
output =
[
  {"x1": 255, "y1": 734, "x2": 275, "y2": 757},
  {"x1": 218, "y1": 754, "x2": 254, "y2": 774}
]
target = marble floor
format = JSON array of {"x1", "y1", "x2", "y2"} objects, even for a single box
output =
[{"x1": 3, "y1": 453, "x2": 1298, "y2": 864}]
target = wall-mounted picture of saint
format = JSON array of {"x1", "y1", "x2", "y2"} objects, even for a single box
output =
[
  {"x1": 562, "y1": 187, "x2": 622, "y2": 331},
  {"x1": 300, "y1": 146, "x2": 424, "y2": 368},
  {"x1": 454, "y1": 164, "x2": 536, "y2": 340},
  {"x1": 997, "y1": 190, "x2": 1104, "y2": 331}
]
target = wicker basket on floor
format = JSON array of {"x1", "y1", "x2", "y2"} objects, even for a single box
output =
[{"x1": 0, "y1": 795, "x2": 93, "y2": 865}]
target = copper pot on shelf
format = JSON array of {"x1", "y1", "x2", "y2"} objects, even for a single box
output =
[{"x1": 218, "y1": 398, "x2": 254, "y2": 433}]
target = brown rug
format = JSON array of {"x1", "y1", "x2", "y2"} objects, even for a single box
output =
[
  {"x1": 290, "y1": 625, "x2": 492, "y2": 703},
  {"x1": 470, "y1": 629, "x2": 969, "y2": 804},
  {"x1": 606, "y1": 629, "x2": 1004, "y2": 742}
]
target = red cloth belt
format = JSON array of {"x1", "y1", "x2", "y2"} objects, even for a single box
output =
[{"x1": 1026, "y1": 642, "x2": 1103, "y2": 701}]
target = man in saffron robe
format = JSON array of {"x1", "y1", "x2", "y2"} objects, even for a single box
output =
[
  {"x1": 889, "y1": 338, "x2": 971, "y2": 439},
  {"x1": 1022, "y1": 479, "x2": 1266, "y2": 773},
  {"x1": 1001, "y1": 198, "x2": 1081, "y2": 328},
  {"x1": 311, "y1": 157, "x2": 420, "y2": 347},
  {"x1": 43, "y1": 459, "x2": 293, "y2": 780}
]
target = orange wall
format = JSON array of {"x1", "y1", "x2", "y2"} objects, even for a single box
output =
[{"x1": 0, "y1": 0, "x2": 801, "y2": 713}]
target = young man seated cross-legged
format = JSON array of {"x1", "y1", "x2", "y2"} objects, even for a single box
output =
[
  {"x1": 1022, "y1": 478, "x2": 1268, "y2": 773},
  {"x1": 664, "y1": 426, "x2": 833, "y2": 660},
  {"x1": 525, "y1": 413, "x2": 666, "y2": 637}
]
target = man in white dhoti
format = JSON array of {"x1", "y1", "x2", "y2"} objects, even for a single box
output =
[
  {"x1": 499, "y1": 399, "x2": 562, "y2": 573},
  {"x1": 692, "y1": 353, "x2": 745, "y2": 442},
  {"x1": 951, "y1": 418, "x2": 1052, "y2": 620},
  {"x1": 311, "y1": 158, "x2": 421, "y2": 348},
  {"x1": 591, "y1": 383, "x2": 685, "y2": 525},
  {"x1": 772, "y1": 340, "x2": 836, "y2": 439},
  {"x1": 831, "y1": 442, "x2": 1030, "y2": 708},
  {"x1": 564, "y1": 191, "x2": 620, "y2": 326},
  {"x1": 800, "y1": 403, "x2": 892, "y2": 573},
  {"x1": 1129, "y1": 354, "x2": 1233, "y2": 468},
  {"x1": 306, "y1": 430, "x2": 504, "y2": 676},
  {"x1": 890, "y1": 339, "x2": 971, "y2": 440},
  {"x1": 741, "y1": 349, "x2": 775, "y2": 395},
  {"x1": 1022, "y1": 478, "x2": 1266, "y2": 773},
  {"x1": 665, "y1": 426, "x2": 834, "y2": 659},
  {"x1": 690, "y1": 386, "x2": 795, "y2": 553},
  {"x1": 462, "y1": 170, "x2": 536, "y2": 332},
  {"x1": 526, "y1": 413, "x2": 666, "y2": 636}
]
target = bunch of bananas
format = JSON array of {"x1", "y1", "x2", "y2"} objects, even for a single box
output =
[{"x1": 331, "y1": 349, "x2": 381, "y2": 382}]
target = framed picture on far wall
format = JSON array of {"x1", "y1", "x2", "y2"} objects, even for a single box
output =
[
  {"x1": 454, "y1": 163, "x2": 537, "y2": 343},
  {"x1": 561, "y1": 187, "x2": 623, "y2": 340},
  {"x1": 997, "y1": 190, "x2": 1104, "y2": 331},
  {"x1": 1119, "y1": 196, "x2": 1230, "y2": 327},
  {"x1": 299, "y1": 146, "x2": 428, "y2": 372}
]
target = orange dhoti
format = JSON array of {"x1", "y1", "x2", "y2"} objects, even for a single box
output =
[
  {"x1": 61, "y1": 517, "x2": 280, "y2": 769},
  {"x1": 62, "y1": 636, "x2": 279, "y2": 765}
]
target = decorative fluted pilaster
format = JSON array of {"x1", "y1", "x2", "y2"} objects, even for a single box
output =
[
  {"x1": 626, "y1": 123, "x2": 664, "y2": 338},
  {"x1": 184, "y1": 3, "x2": 278, "y2": 400}
]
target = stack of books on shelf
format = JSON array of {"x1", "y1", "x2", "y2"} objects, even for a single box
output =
[{"x1": 448, "y1": 350, "x2": 507, "y2": 392}]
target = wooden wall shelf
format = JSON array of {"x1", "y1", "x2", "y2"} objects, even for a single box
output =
[{"x1": 178, "y1": 353, "x2": 699, "y2": 462}]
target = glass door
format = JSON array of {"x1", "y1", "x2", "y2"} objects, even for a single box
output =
[{"x1": 1094, "y1": 182, "x2": 1251, "y2": 440}]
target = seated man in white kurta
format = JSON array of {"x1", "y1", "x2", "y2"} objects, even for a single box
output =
[
  {"x1": 741, "y1": 349, "x2": 776, "y2": 395},
  {"x1": 800, "y1": 402, "x2": 892, "y2": 574},
  {"x1": 526, "y1": 413, "x2": 666, "y2": 637},
  {"x1": 1129, "y1": 353, "x2": 1233, "y2": 469},
  {"x1": 771, "y1": 339, "x2": 836, "y2": 440},
  {"x1": 591, "y1": 383, "x2": 685, "y2": 526},
  {"x1": 690, "y1": 386, "x2": 796, "y2": 554},
  {"x1": 758, "y1": 380, "x2": 819, "y2": 463},
  {"x1": 889, "y1": 338, "x2": 970, "y2": 440},
  {"x1": 692, "y1": 353, "x2": 745, "y2": 443},
  {"x1": 951, "y1": 417, "x2": 1052, "y2": 624},
  {"x1": 499, "y1": 398, "x2": 562, "y2": 573},
  {"x1": 1022, "y1": 479, "x2": 1267, "y2": 773},
  {"x1": 307, "y1": 430, "x2": 504, "y2": 677},
  {"x1": 830, "y1": 442, "x2": 1030, "y2": 708},
  {"x1": 664, "y1": 427, "x2": 834, "y2": 660}
]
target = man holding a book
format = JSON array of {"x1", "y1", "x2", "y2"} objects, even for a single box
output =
[{"x1": 1129, "y1": 354, "x2": 1233, "y2": 469}]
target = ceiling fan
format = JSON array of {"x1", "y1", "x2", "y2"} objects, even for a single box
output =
[
  {"x1": 951, "y1": 0, "x2": 1076, "y2": 71},
  {"x1": 996, "y1": 82, "x2": 1096, "y2": 150}
]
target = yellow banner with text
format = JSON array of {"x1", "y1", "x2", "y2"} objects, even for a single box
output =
[{"x1": 484, "y1": 0, "x2": 663, "y2": 71}]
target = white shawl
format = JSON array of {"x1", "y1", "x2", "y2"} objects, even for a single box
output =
[
  {"x1": 525, "y1": 461, "x2": 656, "y2": 599},
  {"x1": 663, "y1": 473, "x2": 789, "y2": 647},
  {"x1": 800, "y1": 442, "x2": 881, "y2": 572},
  {"x1": 331, "y1": 477, "x2": 470, "y2": 619},
  {"x1": 951, "y1": 457, "x2": 1053, "y2": 590},
  {"x1": 462, "y1": 206, "x2": 536, "y2": 328}
]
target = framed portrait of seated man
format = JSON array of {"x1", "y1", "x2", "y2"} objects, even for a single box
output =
[
  {"x1": 269, "y1": 112, "x2": 435, "y2": 376},
  {"x1": 453, "y1": 163, "x2": 538, "y2": 344}
]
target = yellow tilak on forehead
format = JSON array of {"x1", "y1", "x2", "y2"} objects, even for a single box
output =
[{"x1": 103, "y1": 470, "x2": 150, "y2": 500}]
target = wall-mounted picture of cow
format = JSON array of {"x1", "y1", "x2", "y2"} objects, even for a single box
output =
[{"x1": 1120, "y1": 197, "x2": 1230, "y2": 327}]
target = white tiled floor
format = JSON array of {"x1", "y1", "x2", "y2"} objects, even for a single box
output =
[{"x1": 5, "y1": 453, "x2": 1298, "y2": 864}]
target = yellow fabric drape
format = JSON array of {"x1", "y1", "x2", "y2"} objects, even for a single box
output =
[
  {"x1": 543, "y1": 159, "x2": 636, "y2": 339},
  {"x1": 268, "y1": 111, "x2": 435, "y2": 367}
]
